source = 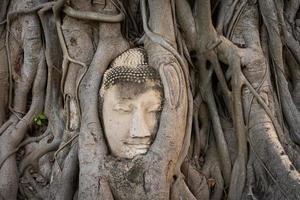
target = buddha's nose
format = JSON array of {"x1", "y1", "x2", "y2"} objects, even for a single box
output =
[{"x1": 130, "y1": 108, "x2": 151, "y2": 138}]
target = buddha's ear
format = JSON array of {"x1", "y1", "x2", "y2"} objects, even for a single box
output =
[{"x1": 159, "y1": 62, "x2": 181, "y2": 109}]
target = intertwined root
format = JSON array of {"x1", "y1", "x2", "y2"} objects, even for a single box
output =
[{"x1": 1, "y1": 0, "x2": 300, "y2": 199}]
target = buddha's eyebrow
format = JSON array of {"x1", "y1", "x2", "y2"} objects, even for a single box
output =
[{"x1": 116, "y1": 97, "x2": 133, "y2": 103}]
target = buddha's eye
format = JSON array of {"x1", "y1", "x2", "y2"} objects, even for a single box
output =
[
  {"x1": 113, "y1": 104, "x2": 132, "y2": 113},
  {"x1": 147, "y1": 104, "x2": 162, "y2": 113}
]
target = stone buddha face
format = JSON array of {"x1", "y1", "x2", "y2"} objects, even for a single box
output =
[{"x1": 101, "y1": 48, "x2": 163, "y2": 159}]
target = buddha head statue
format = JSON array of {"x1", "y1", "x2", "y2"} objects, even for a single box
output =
[{"x1": 100, "y1": 48, "x2": 163, "y2": 159}]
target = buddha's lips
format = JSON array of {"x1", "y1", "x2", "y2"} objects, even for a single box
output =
[
  {"x1": 123, "y1": 138, "x2": 151, "y2": 145},
  {"x1": 124, "y1": 143, "x2": 150, "y2": 146},
  {"x1": 123, "y1": 141, "x2": 151, "y2": 147}
]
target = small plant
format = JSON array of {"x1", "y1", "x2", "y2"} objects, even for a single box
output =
[{"x1": 33, "y1": 112, "x2": 48, "y2": 126}]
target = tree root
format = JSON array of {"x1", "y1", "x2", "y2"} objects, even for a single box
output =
[
  {"x1": 19, "y1": 139, "x2": 60, "y2": 175},
  {"x1": 0, "y1": 119, "x2": 15, "y2": 136},
  {"x1": 63, "y1": 6, "x2": 124, "y2": 22},
  {"x1": 170, "y1": 174, "x2": 197, "y2": 200},
  {"x1": 141, "y1": 0, "x2": 194, "y2": 179},
  {"x1": 182, "y1": 161, "x2": 210, "y2": 199},
  {"x1": 77, "y1": 1, "x2": 129, "y2": 198},
  {"x1": 54, "y1": 133, "x2": 78, "y2": 160},
  {"x1": 0, "y1": 32, "x2": 46, "y2": 198},
  {"x1": 259, "y1": 0, "x2": 300, "y2": 145},
  {"x1": 202, "y1": 135, "x2": 225, "y2": 200},
  {"x1": 5, "y1": 2, "x2": 55, "y2": 119},
  {"x1": 54, "y1": 142, "x2": 78, "y2": 200},
  {"x1": 175, "y1": 0, "x2": 197, "y2": 52},
  {"x1": 195, "y1": 51, "x2": 232, "y2": 186},
  {"x1": 0, "y1": 129, "x2": 50, "y2": 170}
]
